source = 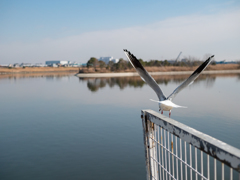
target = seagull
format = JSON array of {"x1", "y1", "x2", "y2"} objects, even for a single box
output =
[{"x1": 123, "y1": 49, "x2": 214, "y2": 117}]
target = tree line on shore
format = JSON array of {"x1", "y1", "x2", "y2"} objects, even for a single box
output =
[{"x1": 86, "y1": 56, "x2": 217, "y2": 72}]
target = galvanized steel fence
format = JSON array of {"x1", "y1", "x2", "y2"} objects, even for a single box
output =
[{"x1": 141, "y1": 110, "x2": 240, "y2": 180}]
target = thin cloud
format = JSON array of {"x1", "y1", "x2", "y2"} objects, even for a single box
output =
[{"x1": 0, "y1": 9, "x2": 239, "y2": 63}]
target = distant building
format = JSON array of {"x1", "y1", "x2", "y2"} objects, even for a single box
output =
[
  {"x1": 34, "y1": 63, "x2": 46, "y2": 67},
  {"x1": 167, "y1": 60, "x2": 175, "y2": 64},
  {"x1": 99, "y1": 57, "x2": 119, "y2": 64},
  {"x1": 216, "y1": 60, "x2": 238, "y2": 64},
  {"x1": 20, "y1": 63, "x2": 33, "y2": 67},
  {"x1": 181, "y1": 59, "x2": 187, "y2": 63},
  {"x1": 13, "y1": 63, "x2": 19, "y2": 67},
  {"x1": 52, "y1": 64, "x2": 58, "y2": 67},
  {"x1": 45, "y1": 61, "x2": 68, "y2": 66},
  {"x1": 47, "y1": 63, "x2": 58, "y2": 67},
  {"x1": 69, "y1": 62, "x2": 81, "y2": 67},
  {"x1": 99, "y1": 57, "x2": 113, "y2": 64},
  {"x1": 81, "y1": 63, "x2": 87, "y2": 67},
  {"x1": 0, "y1": 64, "x2": 9, "y2": 67},
  {"x1": 112, "y1": 58, "x2": 119, "y2": 63}
]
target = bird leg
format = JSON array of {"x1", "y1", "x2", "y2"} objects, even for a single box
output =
[
  {"x1": 161, "y1": 110, "x2": 163, "y2": 114},
  {"x1": 169, "y1": 111, "x2": 171, "y2": 118},
  {"x1": 159, "y1": 108, "x2": 161, "y2": 112}
]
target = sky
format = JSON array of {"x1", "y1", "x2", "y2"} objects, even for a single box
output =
[{"x1": 0, "y1": 0, "x2": 240, "y2": 64}]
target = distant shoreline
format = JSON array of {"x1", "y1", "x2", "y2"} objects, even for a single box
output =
[
  {"x1": 0, "y1": 67, "x2": 79, "y2": 75},
  {"x1": 1, "y1": 64, "x2": 239, "y2": 76}
]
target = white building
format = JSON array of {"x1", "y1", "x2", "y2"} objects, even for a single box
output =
[
  {"x1": 34, "y1": 63, "x2": 46, "y2": 67},
  {"x1": 45, "y1": 61, "x2": 68, "y2": 66},
  {"x1": 98, "y1": 57, "x2": 119, "y2": 64},
  {"x1": 13, "y1": 63, "x2": 20, "y2": 67},
  {"x1": 111, "y1": 58, "x2": 119, "y2": 63},
  {"x1": 20, "y1": 63, "x2": 33, "y2": 67}
]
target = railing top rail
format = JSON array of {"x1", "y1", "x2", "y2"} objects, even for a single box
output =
[{"x1": 141, "y1": 109, "x2": 240, "y2": 172}]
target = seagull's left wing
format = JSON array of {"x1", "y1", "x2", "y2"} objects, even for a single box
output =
[
  {"x1": 167, "y1": 55, "x2": 214, "y2": 100},
  {"x1": 124, "y1": 49, "x2": 166, "y2": 101}
]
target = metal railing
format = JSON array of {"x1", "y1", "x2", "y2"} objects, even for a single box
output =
[{"x1": 141, "y1": 110, "x2": 240, "y2": 180}]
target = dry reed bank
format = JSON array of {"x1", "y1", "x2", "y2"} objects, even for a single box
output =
[{"x1": 0, "y1": 64, "x2": 239, "y2": 75}]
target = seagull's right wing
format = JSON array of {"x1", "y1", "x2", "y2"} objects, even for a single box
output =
[
  {"x1": 124, "y1": 49, "x2": 166, "y2": 101},
  {"x1": 167, "y1": 55, "x2": 214, "y2": 100}
]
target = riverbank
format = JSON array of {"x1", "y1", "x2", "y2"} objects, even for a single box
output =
[
  {"x1": 0, "y1": 67, "x2": 79, "y2": 75},
  {"x1": 1, "y1": 64, "x2": 239, "y2": 76}
]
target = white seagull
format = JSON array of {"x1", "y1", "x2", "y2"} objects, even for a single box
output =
[{"x1": 123, "y1": 49, "x2": 214, "y2": 117}]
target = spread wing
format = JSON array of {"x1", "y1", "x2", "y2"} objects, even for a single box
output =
[
  {"x1": 123, "y1": 49, "x2": 166, "y2": 101},
  {"x1": 167, "y1": 55, "x2": 214, "y2": 100}
]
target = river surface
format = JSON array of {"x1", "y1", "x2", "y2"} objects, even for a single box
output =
[{"x1": 0, "y1": 73, "x2": 240, "y2": 180}]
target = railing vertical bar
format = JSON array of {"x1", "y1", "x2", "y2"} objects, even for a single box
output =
[
  {"x1": 171, "y1": 134, "x2": 175, "y2": 178},
  {"x1": 168, "y1": 131, "x2": 171, "y2": 179},
  {"x1": 146, "y1": 119, "x2": 153, "y2": 180},
  {"x1": 207, "y1": 155, "x2": 209, "y2": 179},
  {"x1": 185, "y1": 141, "x2": 187, "y2": 180},
  {"x1": 221, "y1": 163, "x2": 224, "y2": 180},
  {"x1": 201, "y1": 151, "x2": 203, "y2": 180},
  {"x1": 230, "y1": 168, "x2": 233, "y2": 180},
  {"x1": 195, "y1": 148, "x2": 198, "y2": 180},
  {"x1": 157, "y1": 126, "x2": 159, "y2": 180},
  {"x1": 158, "y1": 126, "x2": 162, "y2": 180},
  {"x1": 214, "y1": 158, "x2": 217, "y2": 180},
  {"x1": 164, "y1": 129, "x2": 168, "y2": 180},
  {"x1": 176, "y1": 136, "x2": 179, "y2": 180},
  {"x1": 142, "y1": 114, "x2": 150, "y2": 180},
  {"x1": 150, "y1": 120, "x2": 155, "y2": 180},
  {"x1": 180, "y1": 139, "x2": 183, "y2": 180},
  {"x1": 151, "y1": 122, "x2": 155, "y2": 180},
  {"x1": 189, "y1": 144, "x2": 192, "y2": 180},
  {"x1": 151, "y1": 123, "x2": 156, "y2": 180},
  {"x1": 158, "y1": 127, "x2": 160, "y2": 180},
  {"x1": 151, "y1": 122, "x2": 157, "y2": 179},
  {"x1": 154, "y1": 124, "x2": 159, "y2": 180},
  {"x1": 157, "y1": 125, "x2": 160, "y2": 180},
  {"x1": 161, "y1": 128, "x2": 165, "y2": 180}
]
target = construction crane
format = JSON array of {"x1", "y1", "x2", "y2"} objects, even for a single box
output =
[{"x1": 175, "y1": 51, "x2": 182, "y2": 62}]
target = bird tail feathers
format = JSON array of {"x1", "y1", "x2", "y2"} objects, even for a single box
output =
[{"x1": 150, "y1": 99, "x2": 187, "y2": 108}]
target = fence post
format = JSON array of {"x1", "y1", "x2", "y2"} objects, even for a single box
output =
[
  {"x1": 142, "y1": 111, "x2": 159, "y2": 180},
  {"x1": 142, "y1": 111, "x2": 152, "y2": 180}
]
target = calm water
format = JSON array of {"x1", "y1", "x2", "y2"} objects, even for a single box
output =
[{"x1": 0, "y1": 73, "x2": 240, "y2": 180}]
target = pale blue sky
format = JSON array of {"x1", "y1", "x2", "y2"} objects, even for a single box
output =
[{"x1": 0, "y1": 0, "x2": 240, "y2": 63}]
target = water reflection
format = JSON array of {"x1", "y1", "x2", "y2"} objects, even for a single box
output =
[
  {"x1": 79, "y1": 74, "x2": 240, "y2": 92},
  {"x1": 237, "y1": 74, "x2": 240, "y2": 81},
  {"x1": 1, "y1": 73, "x2": 239, "y2": 92},
  {"x1": 84, "y1": 77, "x2": 145, "y2": 92},
  {"x1": 0, "y1": 72, "x2": 74, "y2": 80}
]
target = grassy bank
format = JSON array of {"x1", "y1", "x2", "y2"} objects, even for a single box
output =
[
  {"x1": 0, "y1": 67, "x2": 79, "y2": 74},
  {"x1": 1, "y1": 64, "x2": 239, "y2": 75}
]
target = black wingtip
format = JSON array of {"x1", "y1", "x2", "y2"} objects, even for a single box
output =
[
  {"x1": 123, "y1": 49, "x2": 135, "y2": 58},
  {"x1": 211, "y1": 55, "x2": 214, "y2": 58}
]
